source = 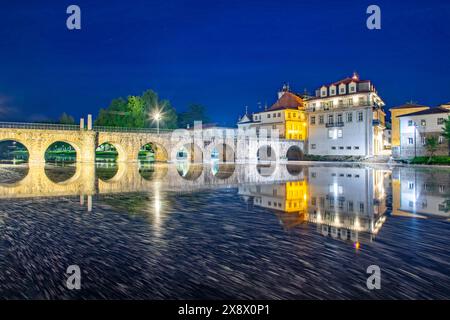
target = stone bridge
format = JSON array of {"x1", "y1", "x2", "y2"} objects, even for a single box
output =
[{"x1": 0, "y1": 122, "x2": 305, "y2": 164}]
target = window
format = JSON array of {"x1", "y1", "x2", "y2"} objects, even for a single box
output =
[
  {"x1": 337, "y1": 114, "x2": 343, "y2": 124},
  {"x1": 311, "y1": 197, "x2": 317, "y2": 206},
  {"x1": 268, "y1": 114, "x2": 271, "y2": 118},
  {"x1": 328, "y1": 130, "x2": 334, "y2": 139},
  {"x1": 339, "y1": 146, "x2": 344, "y2": 150},
  {"x1": 278, "y1": 112, "x2": 281, "y2": 117},
  {"x1": 338, "y1": 99, "x2": 343, "y2": 107},
  {"x1": 354, "y1": 146, "x2": 360, "y2": 150},
  {"x1": 408, "y1": 137, "x2": 414, "y2": 144},
  {"x1": 331, "y1": 89, "x2": 335, "y2": 95},
  {"x1": 359, "y1": 203, "x2": 364, "y2": 213},
  {"x1": 331, "y1": 146, "x2": 336, "y2": 150},
  {"x1": 438, "y1": 118, "x2": 444, "y2": 125},
  {"x1": 439, "y1": 185, "x2": 445, "y2": 193},
  {"x1": 439, "y1": 136, "x2": 444, "y2": 144},
  {"x1": 358, "y1": 97, "x2": 365, "y2": 105},
  {"x1": 348, "y1": 201, "x2": 354, "y2": 212},
  {"x1": 421, "y1": 119, "x2": 426, "y2": 126},
  {"x1": 408, "y1": 182, "x2": 414, "y2": 189},
  {"x1": 347, "y1": 112, "x2": 353, "y2": 122},
  {"x1": 311, "y1": 144, "x2": 316, "y2": 149},
  {"x1": 348, "y1": 98, "x2": 353, "y2": 106},
  {"x1": 340, "y1": 87, "x2": 345, "y2": 94},
  {"x1": 347, "y1": 146, "x2": 351, "y2": 150},
  {"x1": 287, "y1": 113, "x2": 291, "y2": 118},
  {"x1": 408, "y1": 120, "x2": 413, "y2": 126},
  {"x1": 421, "y1": 136, "x2": 426, "y2": 145},
  {"x1": 357, "y1": 112, "x2": 363, "y2": 122},
  {"x1": 310, "y1": 116, "x2": 316, "y2": 125},
  {"x1": 311, "y1": 172, "x2": 317, "y2": 178},
  {"x1": 350, "y1": 86, "x2": 355, "y2": 92},
  {"x1": 337, "y1": 129, "x2": 343, "y2": 138},
  {"x1": 319, "y1": 115, "x2": 324, "y2": 124},
  {"x1": 328, "y1": 114, "x2": 334, "y2": 124}
]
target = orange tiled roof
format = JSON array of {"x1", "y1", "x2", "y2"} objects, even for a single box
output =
[{"x1": 266, "y1": 92, "x2": 303, "y2": 111}]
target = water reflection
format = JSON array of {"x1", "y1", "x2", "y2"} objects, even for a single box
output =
[{"x1": 0, "y1": 162, "x2": 449, "y2": 299}]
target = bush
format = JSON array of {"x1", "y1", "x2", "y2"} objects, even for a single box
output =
[{"x1": 410, "y1": 156, "x2": 450, "y2": 165}]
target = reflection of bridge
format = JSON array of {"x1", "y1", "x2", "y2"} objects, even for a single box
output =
[
  {"x1": 0, "y1": 122, "x2": 304, "y2": 163},
  {"x1": 0, "y1": 162, "x2": 306, "y2": 200}
]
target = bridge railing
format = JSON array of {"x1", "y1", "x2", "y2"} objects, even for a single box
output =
[
  {"x1": 0, "y1": 121, "x2": 80, "y2": 131},
  {"x1": 93, "y1": 126, "x2": 173, "y2": 134}
]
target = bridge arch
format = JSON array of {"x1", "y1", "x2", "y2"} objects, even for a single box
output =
[
  {"x1": 0, "y1": 139, "x2": 30, "y2": 164},
  {"x1": 96, "y1": 140, "x2": 127, "y2": 162},
  {"x1": 138, "y1": 141, "x2": 169, "y2": 162},
  {"x1": 174, "y1": 143, "x2": 203, "y2": 163},
  {"x1": 211, "y1": 162, "x2": 235, "y2": 179},
  {"x1": 207, "y1": 142, "x2": 235, "y2": 163},
  {"x1": 176, "y1": 161, "x2": 203, "y2": 181},
  {"x1": 257, "y1": 145, "x2": 276, "y2": 162},
  {"x1": 286, "y1": 145, "x2": 304, "y2": 161},
  {"x1": 44, "y1": 141, "x2": 80, "y2": 163}
]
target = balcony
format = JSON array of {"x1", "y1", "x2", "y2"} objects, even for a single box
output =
[{"x1": 325, "y1": 122, "x2": 344, "y2": 128}]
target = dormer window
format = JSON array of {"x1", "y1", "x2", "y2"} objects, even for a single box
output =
[
  {"x1": 320, "y1": 86, "x2": 328, "y2": 97},
  {"x1": 330, "y1": 85, "x2": 336, "y2": 96}
]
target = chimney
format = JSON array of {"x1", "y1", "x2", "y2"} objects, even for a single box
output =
[{"x1": 80, "y1": 117, "x2": 85, "y2": 130}]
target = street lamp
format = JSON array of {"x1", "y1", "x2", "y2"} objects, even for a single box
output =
[{"x1": 153, "y1": 111, "x2": 162, "y2": 134}]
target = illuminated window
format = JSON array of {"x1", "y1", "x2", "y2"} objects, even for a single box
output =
[{"x1": 337, "y1": 129, "x2": 343, "y2": 138}]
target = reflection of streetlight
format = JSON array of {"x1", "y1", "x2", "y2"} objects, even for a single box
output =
[{"x1": 153, "y1": 111, "x2": 162, "y2": 134}]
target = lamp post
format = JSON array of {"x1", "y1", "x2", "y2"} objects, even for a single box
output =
[{"x1": 153, "y1": 112, "x2": 161, "y2": 134}]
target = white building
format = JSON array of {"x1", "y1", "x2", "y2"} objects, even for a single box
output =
[
  {"x1": 305, "y1": 73, "x2": 386, "y2": 157},
  {"x1": 397, "y1": 107, "x2": 449, "y2": 158}
]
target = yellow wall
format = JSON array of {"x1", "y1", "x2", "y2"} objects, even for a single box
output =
[
  {"x1": 285, "y1": 180, "x2": 308, "y2": 213},
  {"x1": 390, "y1": 107, "x2": 429, "y2": 146},
  {"x1": 284, "y1": 110, "x2": 307, "y2": 140}
]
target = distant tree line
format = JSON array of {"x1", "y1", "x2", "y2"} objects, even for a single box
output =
[{"x1": 94, "y1": 89, "x2": 210, "y2": 129}]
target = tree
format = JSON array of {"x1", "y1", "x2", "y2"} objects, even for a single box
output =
[
  {"x1": 425, "y1": 136, "x2": 438, "y2": 163},
  {"x1": 59, "y1": 112, "x2": 75, "y2": 125},
  {"x1": 94, "y1": 90, "x2": 178, "y2": 129},
  {"x1": 442, "y1": 115, "x2": 450, "y2": 156},
  {"x1": 177, "y1": 104, "x2": 211, "y2": 128},
  {"x1": 141, "y1": 90, "x2": 178, "y2": 129}
]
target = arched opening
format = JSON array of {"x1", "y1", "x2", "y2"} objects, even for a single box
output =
[
  {"x1": 0, "y1": 140, "x2": 29, "y2": 164},
  {"x1": 211, "y1": 143, "x2": 235, "y2": 163},
  {"x1": 45, "y1": 142, "x2": 77, "y2": 164},
  {"x1": 96, "y1": 143, "x2": 119, "y2": 163},
  {"x1": 176, "y1": 143, "x2": 203, "y2": 163},
  {"x1": 95, "y1": 163, "x2": 119, "y2": 181},
  {"x1": 0, "y1": 166, "x2": 29, "y2": 184},
  {"x1": 286, "y1": 145, "x2": 304, "y2": 161},
  {"x1": 286, "y1": 164, "x2": 304, "y2": 176},
  {"x1": 257, "y1": 145, "x2": 276, "y2": 162},
  {"x1": 44, "y1": 163, "x2": 77, "y2": 183},
  {"x1": 139, "y1": 142, "x2": 168, "y2": 163},
  {"x1": 176, "y1": 162, "x2": 203, "y2": 181},
  {"x1": 211, "y1": 162, "x2": 235, "y2": 179},
  {"x1": 139, "y1": 162, "x2": 168, "y2": 181}
]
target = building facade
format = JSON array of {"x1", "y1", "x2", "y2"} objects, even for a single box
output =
[
  {"x1": 397, "y1": 107, "x2": 449, "y2": 158},
  {"x1": 304, "y1": 73, "x2": 386, "y2": 157},
  {"x1": 389, "y1": 103, "x2": 430, "y2": 157}
]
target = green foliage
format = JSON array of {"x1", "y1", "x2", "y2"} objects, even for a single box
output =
[
  {"x1": 442, "y1": 115, "x2": 450, "y2": 156},
  {"x1": 425, "y1": 136, "x2": 439, "y2": 163},
  {"x1": 59, "y1": 112, "x2": 75, "y2": 125},
  {"x1": 94, "y1": 90, "x2": 178, "y2": 129},
  {"x1": 410, "y1": 156, "x2": 450, "y2": 165},
  {"x1": 177, "y1": 104, "x2": 210, "y2": 128}
]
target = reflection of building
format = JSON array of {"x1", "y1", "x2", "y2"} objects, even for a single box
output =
[
  {"x1": 397, "y1": 107, "x2": 450, "y2": 158},
  {"x1": 237, "y1": 84, "x2": 307, "y2": 140},
  {"x1": 305, "y1": 73, "x2": 386, "y2": 156},
  {"x1": 392, "y1": 167, "x2": 450, "y2": 218},
  {"x1": 307, "y1": 166, "x2": 388, "y2": 243},
  {"x1": 239, "y1": 166, "x2": 389, "y2": 244}
]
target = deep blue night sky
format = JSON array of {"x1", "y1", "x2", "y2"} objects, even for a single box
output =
[{"x1": 0, "y1": 0, "x2": 449, "y2": 126}]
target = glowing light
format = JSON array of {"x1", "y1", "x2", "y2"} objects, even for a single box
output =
[{"x1": 354, "y1": 241, "x2": 360, "y2": 250}]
